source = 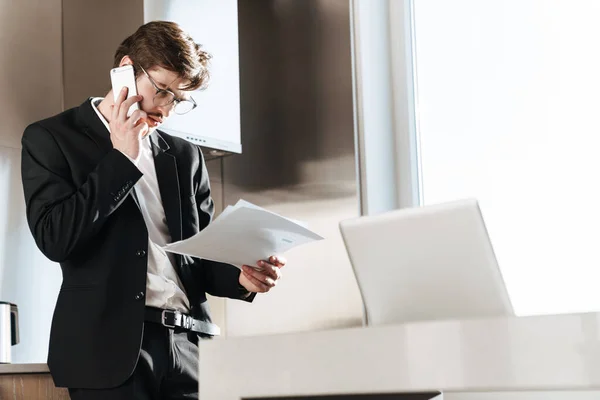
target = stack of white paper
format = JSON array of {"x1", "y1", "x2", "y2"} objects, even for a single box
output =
[{"x1": 162, "y1": 200, "x2": 324, "y2": 268}]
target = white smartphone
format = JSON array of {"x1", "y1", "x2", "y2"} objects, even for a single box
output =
[{"x1": 110, "y1": 65, "x2": 140, "y2": 117}]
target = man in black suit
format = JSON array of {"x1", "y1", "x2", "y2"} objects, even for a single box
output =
[{"x1": 21, "y1": 21, "x2": 284, "y2": 399}]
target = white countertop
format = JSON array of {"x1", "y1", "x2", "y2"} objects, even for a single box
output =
[
  {"x1": 199, "y1": 312, "x2": 600, "y2": 399},
  {"x1": 0, "y1": 363, "x2": 49, "y2": 375}
]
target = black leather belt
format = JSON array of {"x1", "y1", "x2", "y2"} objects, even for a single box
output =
[{"x1": 144, "y1": 307, "x2": 221, "y2": 336}]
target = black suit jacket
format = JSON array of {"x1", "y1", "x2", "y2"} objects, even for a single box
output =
[{"x1": 20, "y1": 99, "x2": 253, "y2": 389}]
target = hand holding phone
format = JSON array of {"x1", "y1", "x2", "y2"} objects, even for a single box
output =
[{"x1": 109, "y1": 86, "x2": 148, "y2": 160}]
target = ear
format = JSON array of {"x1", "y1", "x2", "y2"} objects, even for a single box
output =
[{"x1": 118, "y1": 55, "x2": 134, "y2": 67}]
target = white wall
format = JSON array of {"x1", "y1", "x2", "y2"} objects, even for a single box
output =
[
  {"x1": 0, "y1": 0, "x2": 64, "y2": 363},
  {"x1": 0, "y1": 148, "x2": 62, "y2": 364}
]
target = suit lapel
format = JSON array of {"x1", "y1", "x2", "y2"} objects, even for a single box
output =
[
  {"x1": 150, "y1": 132, "x2": 201, "y2": 307},
  {"x1": 80, "y1": 100, "x2": 184, "y2": 243},
  {"x1": 150, "y1": 131, "x2": 183, "y2": 243}
]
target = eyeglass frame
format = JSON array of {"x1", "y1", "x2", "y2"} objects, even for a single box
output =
[{"x1": 137, "y1": 64, "x2": 197, "y2": 115}]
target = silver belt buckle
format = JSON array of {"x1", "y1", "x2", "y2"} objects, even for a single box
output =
[{"x1": 161, "y1": 310, "x2": 181, "y2": 329}]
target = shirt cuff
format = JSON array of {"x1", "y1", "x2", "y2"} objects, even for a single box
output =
[{"x1": 238, "y1": 284, "x2": 256, "y2": 302}]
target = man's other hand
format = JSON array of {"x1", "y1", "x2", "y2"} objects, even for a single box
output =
[{"x1": 239, "y1": 255, "x2": 286, "y2": 293}]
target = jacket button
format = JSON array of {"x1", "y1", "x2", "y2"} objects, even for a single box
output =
[
  {"x1": 136, "y1": 250, "x2": 146, "y2": 257},
  {"x1": 135, "y1": 292, "x2": 144, "y2": 300}
]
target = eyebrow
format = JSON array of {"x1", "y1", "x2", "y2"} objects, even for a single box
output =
[
  {"x1": 154, "y1": 78, "x2": 188, "y2": 100},
  {"x1": 154, "y1": 79, "x2": 174, "y2": 92}
]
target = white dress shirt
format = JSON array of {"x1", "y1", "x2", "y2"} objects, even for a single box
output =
[{"x1": 91, "y1": 98, "x2": 190, "y2": 312}]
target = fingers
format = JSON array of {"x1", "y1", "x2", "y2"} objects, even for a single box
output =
[
  {"x1": 117, "y1": 94, "x2": 143, "y2": 122},
  {"x1": 242, "y1": 264, "x2": 279, "y2": 289},
  {"x1": 241, "y1": 270, "x2": 271, "y2": 292},
  {"x1": 239, "y1": 256, "x2": 286, "y2": 294},
  {"x1": 115, "y1": 86, "x2": 128, "y2": 106},
  {"x1": 258, "y1": 260, "x2": 282, "y2": 281},
  {"x1": 112, "y1": 87, "x2": 128, "y2": 120},
  {"x1": 269, "y1": 255, "x2": 287, "y2": 267},
  {"x1": 129, "y1": 109, "x2": 148, "y2": 127},
  {"x1": 133, "y1": 120, "x2": 149, "y2": 137}
]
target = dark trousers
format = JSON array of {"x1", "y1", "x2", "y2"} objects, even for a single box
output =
[{"x1": 68, "y1": 322, "x2": 201, "y2": 400}]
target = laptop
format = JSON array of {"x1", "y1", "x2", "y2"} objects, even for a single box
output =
[{"x1": 339, "y1": 199, "x2": 514, "y2": 326}]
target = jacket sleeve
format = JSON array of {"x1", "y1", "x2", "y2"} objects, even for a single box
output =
[
  {"x1": 193, "y1": 146, "x2": 255, "y2": 302},
  {"x1": 200, "y1": 259, "x2": 256, "y2": 302},
  {"x1": 21, "y1": 123, "x2": 143, "y2": 262}
]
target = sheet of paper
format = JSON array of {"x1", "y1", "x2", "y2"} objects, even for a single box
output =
[
  {"x1": 217, "y1": 199, "x2": 308, "y2": 228},
  {"x1": 215, "y1": 199, "x2": 316, "y2": 239},
  {"x1": 162, "y1": 200, "x2": 323, "y2": 268}
]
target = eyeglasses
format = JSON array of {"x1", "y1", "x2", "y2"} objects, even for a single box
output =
[{"x1": 138, "y1": 65, "x2": 197, "y2": 115}]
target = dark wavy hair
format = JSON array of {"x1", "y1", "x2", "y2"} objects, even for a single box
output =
[{"x1": 113, "y1": 21, "x2": 211, "y2": 91}]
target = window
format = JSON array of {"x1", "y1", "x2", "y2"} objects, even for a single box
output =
[{"x1": 413, "y1": 0, "x2": 600, "y2": 315}]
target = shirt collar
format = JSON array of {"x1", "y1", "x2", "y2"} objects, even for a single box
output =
[{"x1": 90, "y1": 97, "x2": 151, "y2": 144}]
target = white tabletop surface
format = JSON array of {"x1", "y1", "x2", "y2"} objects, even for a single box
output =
[{"x1": 199, "y1": 312, "x2": 600, "y2": 399}]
